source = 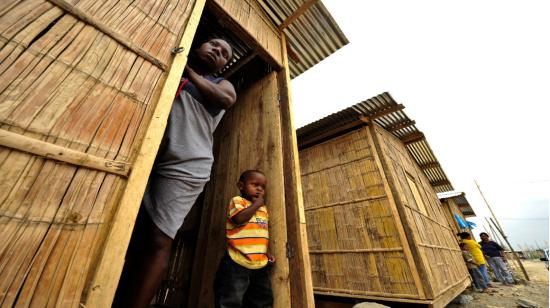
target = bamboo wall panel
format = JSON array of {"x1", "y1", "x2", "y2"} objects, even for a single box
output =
[
  {"x1": 0, "y1": 0, "x2": 194, "y2": 305},
  {"x1": 212, "y1": 0, "x2": 282, "y2": 67},
  {"x1": 373, "y1": 124, "x2": 469, "y2": 299},
  {"x1": 299, "y1": 129, "x2": 420, "y2": 299},
  {"x1": 187, "y1": 72, "x2": 291, "y2": 308}
]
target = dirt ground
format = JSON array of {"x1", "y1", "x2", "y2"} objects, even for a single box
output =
[{"x1": 447, "y1": 259, "x2": 549, "y2": 308}]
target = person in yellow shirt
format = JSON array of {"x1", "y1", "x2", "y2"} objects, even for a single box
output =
[
  {"x1": 458, "y1": 232, "x2": 492, "y2": 287},
  {"x1": 214, "y1": 170, "x2": 274, "y2": 308}
]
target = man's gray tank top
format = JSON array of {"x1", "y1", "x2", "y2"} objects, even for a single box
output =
[{"x1": 153, "y1": 76, "x2": 225, "y2": 182}]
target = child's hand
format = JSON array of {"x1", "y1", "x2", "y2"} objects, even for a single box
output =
[
  {"x1": 252, "y1": 195, "x2": 265, "y2": 206},
  {"x1": 267, "y1": 253, "x2": 275, "y2": 263}
]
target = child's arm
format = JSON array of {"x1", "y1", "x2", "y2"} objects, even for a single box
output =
[
  {"x1": 231, "y1": 197, "x2": 264, "y2": 225},
  {"x1": 185, "y1": 65, "x2": 236, "y2": 109}
]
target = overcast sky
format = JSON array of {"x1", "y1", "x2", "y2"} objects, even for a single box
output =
[{"x1": 291, "y1": 0, "x2": 549, "y2": 250}]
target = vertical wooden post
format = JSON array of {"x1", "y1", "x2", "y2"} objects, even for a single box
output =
[
  {"x1": 475, "y1": 181, "x2": 529, "y2": 281},
  {"x1": 277, "y1": 33, "x2": 315, "y2": 308}
]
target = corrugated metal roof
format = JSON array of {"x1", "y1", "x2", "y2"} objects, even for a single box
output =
[
  {"x1": 297, "y1": 92, "x2": 456, "y2": 193},
  {"x1": 258, "y1": 0, "x2": 349, "y2": 78},
  {"x1": 438, "y1": 191, "x2": 477, "y2": 218}
]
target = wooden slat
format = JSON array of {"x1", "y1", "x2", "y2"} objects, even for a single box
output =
[
  {"x1": 278, "y1": 33, "x2": 314, "y2": 308},
  {"x1": 278, "y1": 0, "x2": 319, "y2": 31},
  {"x1": 82, "y1": 0, "x2": 205, "y2": 306},
  {"x1": 401, "y1": 132, "x2": 425, "y2": 144},
  {"x1": 0, "y1": 129, "x2": 130, "y2": 176},
  {"x1": 309, "y1": 248, "x2": 403, "y2": 254},
  {"x1": 363, "y1": 104, "x2": 405, "y2": 121}
]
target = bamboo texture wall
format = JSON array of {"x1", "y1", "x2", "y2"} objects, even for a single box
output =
[
  {"x1": 371, "y1": 124, "x2": 469, "y2": 299},
  {"x1": 0, "y1": 0, "x2": 198, "y2": 305},
  {"x1": 299, "y1": 124, "x2": 469, "y2": 304},
  {"x1": 299, "y1": 128, "x2": 421, "y2": 299}
]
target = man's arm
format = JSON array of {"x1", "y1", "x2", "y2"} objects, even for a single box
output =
[
  {"x1": 185, "y1": 66, "x2": 236, "y2": 109},
  {"x1": 231, "y1": 197, "x2": 264, "y2": 225}
]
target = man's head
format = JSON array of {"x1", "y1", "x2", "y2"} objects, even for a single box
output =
[
  {"x1": 195, "y1": 38, "x2": 233, "y2": 73},
  {"x1": 457, "y1": 232, "x2": 471, "y2": 240},
  {"x1": 479, "y1": 232, "x2": 490, "y2": 242},
  {"x1": 237, "y1": 170, "x2": 267, "y2": 201}
]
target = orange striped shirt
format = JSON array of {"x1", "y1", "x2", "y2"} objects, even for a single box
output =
[{"x1": 226, "y1": 196, "x2": 269, "y2": 269}]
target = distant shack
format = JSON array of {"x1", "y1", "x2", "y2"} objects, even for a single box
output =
[
  {"x1": 438, "y1": 191, "x2": 476, "y2": 236},
  {"x1": 297, "y1": 93, "x2": 469, "y2": 307}
]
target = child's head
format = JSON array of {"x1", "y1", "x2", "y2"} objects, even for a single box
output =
[
  {"x1": 459, "y1": 243, "x2": 467, "y2": 251},
  {"x1": 457, "y1": 232, "x2": 471, "y2": 240},
  {"x1": 237, "y1": 170, "x2": 267, "y2": 201}
]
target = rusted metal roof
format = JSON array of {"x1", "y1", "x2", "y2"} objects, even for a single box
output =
[
  {"x1": 258, "y1": 0, "x2": 349, "y2": 78},
  {"x1": 297, "y1": 92, "x2": 456, "y2": 193},
  {"x1": 438, "y1": 191, "x2": 476, "y2": 218}
]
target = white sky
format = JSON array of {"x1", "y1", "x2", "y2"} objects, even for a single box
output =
[{"x1": 291, "y1": 0, "x2": 550, "y2": 250}]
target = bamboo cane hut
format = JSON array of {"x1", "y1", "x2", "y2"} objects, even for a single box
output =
[
  {"x1": 438, "y1": 191, "x2": 476, "y2": 236},
  {"x1": 0, "y1": 0, "x2": 347, "y2": 307},
  {"x1": 297, "y1": 92, "x2": 470, "y2": 307}
]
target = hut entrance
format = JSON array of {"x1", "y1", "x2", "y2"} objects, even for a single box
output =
[{"x1": 131, "y1": 5, "x2": 289, "y2": 308}]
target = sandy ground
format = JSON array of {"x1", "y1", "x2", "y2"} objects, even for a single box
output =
[{"x1": 447, "y1": 259, "x2": 549, "y2": 308}]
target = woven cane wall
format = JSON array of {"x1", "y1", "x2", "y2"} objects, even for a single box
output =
[
  {"x1": 372, "y1": 124, "x2": 469, "y2": 298},
  {"x1": 299, "y1": 128, "x2": 421, "y2": 299},
  {"x1": 0, "y1": 0, "x2": 195, "y2": 305}
]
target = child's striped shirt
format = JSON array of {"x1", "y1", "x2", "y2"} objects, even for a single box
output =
[{"x1": 226, "y1": 196, "x2": 269, "y2": 269}]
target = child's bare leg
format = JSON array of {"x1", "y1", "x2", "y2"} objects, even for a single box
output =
[{"x1": 114, "y1": 210, "x2": 172, "y2": 308}]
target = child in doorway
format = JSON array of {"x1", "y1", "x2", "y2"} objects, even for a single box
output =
[{"x1": 214, "y1": 170, "x2": 274, "y2": 308}]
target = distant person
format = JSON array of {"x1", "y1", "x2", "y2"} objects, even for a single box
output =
[
  {"x1": 460, "y1": 243, "x2": 490, "y2": 293},
  {"x1": 214, "y1": 170, "x2": 274, "y2": 308},
  {"x1": 115, "y1": 38, "x2": 236, "y2": 308},
  {"x1": 479, "y1": 232, "x2": 515, "y2": 285},
  {"x1": 457, "y1": 232, "x2": 492, "y2": 287}
]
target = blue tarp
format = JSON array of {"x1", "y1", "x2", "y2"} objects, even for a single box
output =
[{"x1": 454, "y1": 214, "x2": 476, "y2": 229}]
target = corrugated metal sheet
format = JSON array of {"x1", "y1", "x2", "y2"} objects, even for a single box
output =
[
  {"x1": 438, "y1": 191, "x2": 476, "y2": 218},
  {"x1": 297, "y1": 92, "x2": 456, "y2": 194},
  {"x1": 258, "y1": 0, "x2": 349, "y2": 78}
]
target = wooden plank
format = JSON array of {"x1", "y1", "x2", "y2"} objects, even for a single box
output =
[
  {"x1": 0, "y1": 129, "x2": 131, "y2": 176},
  {"x1": 363, "y1": 104, "x2": 405, "y2": 122},
  {"x1": 208, "y1": 0, "x2": 282, "y2": 70},
  {"x1": 82, "y1": 0, "x2": 205, "y2": 306},
  {"x1": 298, "y1": 120, "x2": 366, "y2": 150},
  {"x1": 389, "y1": 120, "x2": 416, "y2": 132},
  {"x1": 278, "y1": 33, "x2": 314, "y2": 308},
  {"x1": 278, "y1": 0, "x2": 319, "y2": 31},
  {"x1": 309, "y1": 248, "x2": 403, "y2": 254},
  {"x1": 401, "y1": 132, "x2": 425, "y2": 144},
  {"x1": 419, "y1": 161, "x2": 440, "y2": 169},
  {"x1": 430, "y1": 180, "x2": 451, "y2": 187},
  {"x1": 428, "y1": 276, "x2": 470, "y2": 308},
  {"x1": 366, "y1": 123, "x2": 427, "y2": 299}
]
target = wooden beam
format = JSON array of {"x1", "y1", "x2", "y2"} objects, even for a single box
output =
[
  {"x1": 278, "y1": 0, "x2": 319, "y2": 31},
  {"x1": 0, "y1": 129, "x2": 130, "y2": 176},
  {"x1": 278, "y1": 33, "x2": 315, "y2": 308},
  {"x1": 401, "y1": 132, "x2": 425, "y2": 144},
  {"x1": 362, "y1": 104, "x2": 405, "y2": 121},
  {"x1": 429, "y1": 180, "x2": 451, "y2": 187},
  {"x1": 419, "y1": 162, "x2": 440, "y2": 170},
  {"x1": 389, "y1": 120, "x2": 416, "y2": 132},
  {"x1": 82, "y1": 0, "x2": 207, "y2": 306},
  {"x1": 47, "y1": 0, "x2": 167, "y2": 70},
  {"x1": 298, "y1": 120, "x2": 365, "y2": 149}
]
